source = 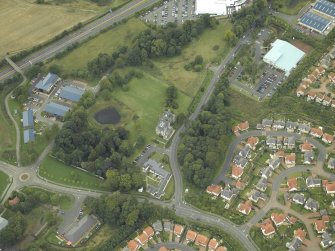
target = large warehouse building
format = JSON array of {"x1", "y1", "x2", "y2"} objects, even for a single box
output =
[
  {"x1": 195, "y1": 0, "x2": 247, "y2": 16},
  {"x1": 263, "y1": 39, "x2": 305, "y2": 76}
]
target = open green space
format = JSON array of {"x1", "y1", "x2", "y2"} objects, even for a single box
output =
[
  {"x1": 148, "y1": 20, "x2": 232, "y2": 97},
  {"x1": 45, "y1": 18, "x2": 147, "y2": 81},
  {"x1": 0, "y1": 171, "x2": 10, "y2": 198},
  {"x1": 272, "y1": 0, "x2": 310, "y2": 15},
  {"x1": 89, "y1": 70, "x2": 192, "y2": 144},
  {"x1": 39, "y1": 156, "x2": 106, "y2": 190}
]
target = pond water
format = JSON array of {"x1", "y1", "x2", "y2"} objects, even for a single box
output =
[{"x1": 94, "y1": 107, "x2": 121, "y2": 124}]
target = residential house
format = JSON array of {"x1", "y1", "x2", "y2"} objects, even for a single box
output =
[
  {"x1": 329, "y1": 72, "x2": 335, "y2": 84},
  {"x1": 306, "y1": 74, "x2": 316, "y2": 83},
  {"x1": 261, "y1": 166, "x2": 273, "y2": 179},
  {"x1": 8, "y1": 196, "x2": 20, "y2": 206},
  {"x1": 266, "y1": 137, "x2": 277, "y2": 149},
  {"x1": 256, "y1": 178, "x2": 268, "y2": 192},
  {"x1": 249, "y1": 190, "x2": 267, "y2": 203},
  {"x1": 273, "y1": 120, "x2": 286, "y2": 130},
  {"x1": 323, "y1": 180, "x2": 335, "y2": 194},
  {"x1": 285, "y1": 153, "x2": 296, "y2": 168},
  {"x1": 234, "y1": 155, "x2": 248, "y2": 169},
  {"x1": 285, "y1": 136, "x2": 295, "y2": 149},
  {"x1": 135, "y1": 233, "x2": 149, "y2": 246},
  {"x1": 274, "y1": 150, "x2": 285, "y2": 158},
  {"x1": 300, "y1": 141, "x2": 314, "y2": 152},
  {"x1": 231, "y1": 165, "x2": 243, "y2": 180},
  {"x1": 260, "y1": 219, "x2": 275, "y2": 237},
  {"x1": 235, "y1": 180, "x2": 245, "y2": 190},
  {"x1": 328, "y1": 158, "x2": 335, "y2": 169},
  {"x1": 320, "y1": 232, "x2": 333, "y2": 248},
  {"x1": 296, "y1": 85, "x2": 306, "y2": 97},
  {"x1": 297, "y1": 123, "x2": 311, "y2": 134},
  {"x1": 143, "y1": 226, "x2": 154, "y2": 239},
  {"x1": 232, "y1": 126, "x2": 239, "y2": 135},
  {"x1": 316, "y1": 66, "x2": 325, "y2": 75},
  {"x1": 286, "y1": 237, "x2": 302, "y2": 251},
  {"x1": 332, "y1": 99, "x2": 335, "y2": 108},
  {"x1": 287, "y1": 177, "x2": 298, "y2": 192},
  {"x1": 237, "y1": 200, "x2": 252, "y2": 215},
  {"x1": 237, "y1": 121, "x2": 249, "y2": 132},
  {"x1": 316, "y1": 93, "x2": 325, "y2": 104},
  {"x1": 173, "y1": 224, "x2": 184, "y2": 237},
  {"x1": 301, "y1": 80, "x2": 310, "y2": 89},
  {"x1": 206, "y1": 185, "x2": 223, "y2": 197},
  {"x1": 269, "y1": 156, "x2": 281, "y2": 170},
  {"x1": 314, "y1": 220, "x2": 326, "y2": 234},
  {"x1": 128, "y1": 240, "x2": 140, "y2": 251},
  {"x1": 239, "y1": 145, "x2": 251, "y2": 159},
  {"x1": 294, "y1": 228, "x2": 306, "y2": 242},
  {"x1": 320, "y1": 55, "x2": 332, "y2": 68},
  {"x1": 271, "y1": 213, "x2": 287, "y2": 227},
  {"x1": 276, "y1": 136, "x2": 283, "y2": 149},
  {"x1": 155, "y1": 110, "x2": 175, "y2": 140},
  {"x1": 163, "y1": 221, "x2": 173, "y2": 232},
  {"x1": 185, "y1": 230, "x2": 198, "y2": 243},
  {"x1": 208, "y1": 238, "x2": 219, "y2": 251},
  {"x1": 152, "y1": 221, "x2": 163, "y2": 233},
  {"x1": 256, "y1": 123, "x2": 264, "y2": 130},
  {"x1": 262, "y1": 119, "x2": 273, "y2": 128},
  {"x1": 216, "y1": 247, "x2": 228, "y2": 251},
  {"x1": 304, "y1": 198, "x2": 319, "y2": 212},
  {"x1": 304, "y1": 151, "x2": 314, "y2": 165},
  {"x1": 286, "y1": 121, "x2": 297, "y2": 132},
  {"x1": 194, "y1": 234, "x2": 209, "y2": 247},
  {"x1": 306, "y1": 176, "x2": 321, "y2": 188},
  {"x1": 323, "y1": 96, "x2": 332, "y2": 106},
  {"x1": 221, "y1": 187, "x2": 238, "y2": 202},
  {"x1": 246, "y1": 137, "x2": 259, "y2": 150},
  {"x1": 307, "y1": 91, "x2": 317, "y2": 101},
  {"x1": 310, "y1": 127, "x2": 323, "y2": 138},
  {"x1": 292, "y1": 193, "x2": 305, "y2": 205},
  {"x1": 322, "y1": 133, "x2": 333, "y2": 144}
]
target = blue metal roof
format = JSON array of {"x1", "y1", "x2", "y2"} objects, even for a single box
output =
[
  {"x1": 23, "y1": 129, "x2": 35, "y2": 143},
  {"x1": 59, "y1": 86, "x2": 85, "y2": 102},
  {"x1": 44, "y1": 102, "x2": 70, "y2": 117},
  {"x1": 300, "y1": 12, "x2": 331, "y2": 32},
  {"x1": 22, "y1": 109, "x2": 34, "y2": 128},
  {"x1": 314, "y1": 0, "x2": 335, "y2": 18},
  {"x1": 35, "y1": 73, "x2": 59, "y2": 92}
]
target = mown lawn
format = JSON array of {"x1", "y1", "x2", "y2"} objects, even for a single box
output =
[
  {"x1": 39, "y1": 156, "x2": 106, "y2": 190},
  {"x1": 0, "y1": 171, "x2": 10, "y2": 198},
  {"x1": 273, "y1": 0, "x2": 310, "y2": 15},
  {"x1": 45, "y1": 18, "x2": 147, "y2": 79},
  {"x1": 149, "y1": 20, "x2": 232, "y2": 97}
]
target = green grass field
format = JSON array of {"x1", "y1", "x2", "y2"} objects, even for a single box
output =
[
  {"x1": 149, "y1": 21, "x2": 232, "y2": 97},
  {"x1": 0, "y1": 171, "x2": 10, "y2": 198},
  {"x1": 39, "y1": 156, "x2": 106, "y2": 190},
  {"x1": 89, "y1": 71, "x2": 192, "y2": 144},
  {"x1": 273, "y1": 0, "x2": 310, "y2": 15},
  {"x1": 46, "y1": 18, "x2": 147, "y2": 79}
]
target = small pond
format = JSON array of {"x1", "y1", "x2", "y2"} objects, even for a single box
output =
[{"x1": 94, "y1": 107, "x2": 121, "y2": 124}]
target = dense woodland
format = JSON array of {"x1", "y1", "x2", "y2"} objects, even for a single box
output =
[{"x1": 52, "y1": 109, "x2": 145, "y2": 192}]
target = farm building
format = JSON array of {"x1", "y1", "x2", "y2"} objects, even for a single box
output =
[
  {"x1": 44, "y1": 102, "x2": 70, "y2": 117},
  {"x1": 63, "y1": 215, "x2": 99, "y2": 247},
  {"x1": 195, "y1": 0, "x2": 247, "y2": 16},
  {"x1": 0, "y1": 217, "x2": 8, "y2": 231},
  {"x1": 23, "y1": 129, "x2": 35, "y2": 144},
  {"x1": 22, "y1": 109, "x2": 34, "y2": 128},
  {"x1": 59, "y1": 86, "x2": 85, "y2": 102},
  {"x1": 35, "y1": 73, "x2": 60, "y2": 93},
  {"x1": 299, "y1": 11, "x2": 332, "y2": 34},
  {"x1": 263, "y1": 39, "x2": 305, "y2": 76}
]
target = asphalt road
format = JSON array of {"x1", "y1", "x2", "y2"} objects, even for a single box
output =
[
  {"x1": 0, "y1": 0, "x2": 161, "y2": 82},
  {"x1": 145, "y1": 242, "x2": 196, "y2": 251}
]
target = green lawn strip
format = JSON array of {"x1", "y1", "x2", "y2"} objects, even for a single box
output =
[
  {"x1": 0, "y1": 170, "x2": 10, "y2": 197},
  {"x1": 45, "y1": 18, "x2": 147, "y2": 81},
  {"x1": 274, "y1": 0, "x2": 310, "y2": 15},
  {"x1": 39, "y1": 156, "x2": 106, "y2": 191}
]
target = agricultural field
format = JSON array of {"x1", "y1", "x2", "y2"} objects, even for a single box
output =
[
  {"x1": 0, "y1": 171, "x2": 10, "y2": 198},
  {"x1": 89, "y1": 70, "x2": 192, "y2": 144},
  {"x1": 45, "y1": 18, "x2": 147, "y2": 79},
  {"x1": 0, "y1": 0, "x2": 101, "y2": 57},
  {"x1": 39, "y1": 156, "x2": 106, "y2": 190},
  {"x1": 149, "y1": 20, "x2": 232, "y2": 97},
  {"x1": 272, "y1": 0, "x2": 310, "y2": 15}
]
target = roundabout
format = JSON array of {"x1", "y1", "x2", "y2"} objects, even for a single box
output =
[{"x1": 19, "y1": 173, "x2": 30, "y2": 182}]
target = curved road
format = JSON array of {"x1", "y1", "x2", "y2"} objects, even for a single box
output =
[{"x1": 146, "y1": 242, "x2": 196, "y2": 251}]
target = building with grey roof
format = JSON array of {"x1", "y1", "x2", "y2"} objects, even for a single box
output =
[
  {"x1": 261, "y1": 166, "x2": 273, "y2": 179},
  {"x1": 239, "y1": 145, "x2": 251, "y2": 159},
  {"x1": 286, "y1": 237, "x2": 302, "y2": 251},
  {"x1": 221, "y1": 187, "x2": 238, "y2": 202},
  {"x1": 256, "y1": 178, "x2": 268, "y2": 192},
  {"x1": 304, "y1": 151, "x2": 314, "y2": 164},
  {"x1": 286, "y1": 121, "x2": 297, "y2": 132},
  {"x1": 44, "y1": 102, "x2": 70, "y2": 117},
  {"x1": 63, "y1": 215, "x2": 99, "y2": 246},
  {"x1": 59, "y1": 86, "x2": 85, "y2": 102},
  {"x1": 262, "y1": 119, "x2": 273, "y2": 128},
  {"x1": 152, "y1": 221, "x2": 163, "y2": 233},
  {"x1": 321, "y1": 232, "x2": 333, "y2": 248},
  {"x1": 304, "y1": 198, "x2": 319, "y2": 212},
  {"x1": 35, "y1": 73, "x2": 60, "y2": 93},
  {"x1": 0, "y1": 217, "x2": 8, "y2": 231},
  {"x1": 155, "y1": 110, "x2": 175, "y2": 140},
  {"x1": 266, "y1": 137, "x2": 277, "y2": 149},
  {"x1": 292, "y1": 193, "x2": 305, "y2": 205},
  {"x1": 306, "y1": 176, "x2": 321, "y2": 188},
  {"x1": 273, "y1": 120, "x2": 285, "y2": 130},
  {"x1": 143, "y1": 159, "x2": 169, "y2": 179},
  {"x1": 233, "y1": 155, "x2": 248, "y2": 169},
  {"x1": 163, "y1": 221, "x2": 173, "y2": 232},
  {"x1": 23, "y1": 109, "x2": 34, "y2": 128},
  {"x1": 328, "y1": 158, "x2": 335, "y2": 169},
  {"x1": 24, "y1": 129, "x2": 35, "y2": 144},
  {"x1": 249, "y1": 189, "x2": 267, "y2": 203},
  {"x1": 297, "y1": 124, "x2": 311, "y2": 134},
  {"x1": 269, "y1": 157, "x2": 281, "y2": 170}
]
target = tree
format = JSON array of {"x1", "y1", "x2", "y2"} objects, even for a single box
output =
[{"x1": 223, "y1": 29, "x2": 237, "y2": 46}]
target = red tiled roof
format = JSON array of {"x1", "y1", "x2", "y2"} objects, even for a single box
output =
[
  {"x1": 232, "y1": 126, "x2": 239, "y2": 134},
  {"x1": 310, "y1": 127, "x2": 323, "y2": 137},
  {"x1": 314, "y1": 220, "x2": 326, "y2": 233},
  {"x1": 136, "y1": 233, "x2": 149, "y2": 245},
  {"x1": 216, "y1": 247, "x2": 228, "y2": 251},
  {"x1": 238, "y1": 121, "x2": 249, "y2": 131},
  {"x1": 247, "y1": 136, "x2": 259, "y2": 147},
  {"x1": 287, "y1": 177, "x2": 298, "y2": 191},
  {"x1": 271, "y1": 212, "x2": 287, "y2": 226},
  {"x1": 208, "y1": 238, "x2": 219, "y2": 250},
  {"x1": 308, "y1": 91, "x2": 317, "y2": 97},
  {"x1": 173, "y1": 224, "x2": 184, "y2": 236},
  {"x1": 8, "y1": 196, "x2": 20, "y2": 206},
  {"x1": 232, "y1": 165, "x2": 243, "y2": 179},
  {"x1": 322, "y1": 133, "x2": 333, "y2": 143},
  {"x1": 326, "y1": 182, "x2": 335, "y2": 193},
  {"x1": 260, "y1": 219, "x2": 275, "y2": 236},
  {"x1": 238, "y1": 200, "x2": 252, "y2": 215},
  {"x1": 195, "y1": 234, "x2": 209, "y2": 246},
  {"x1": 285, "y1": 153, "x2": 296, "y2": 163},
  {"x1": 300, "y1": 141, "x2": 313, "y2": 151},
  {"x1": 143, "y1": 226, "x2": 154, "y2": 237},
  {"x1": 317, "y1": 66, "x2": 325, "y2": 74},
  {"x1": 322, "y1": 215, "x2": 330, "y2": 222},
  {"x1": 294, "y1": 228, "x2": 306, "y2": 241},
  {"x1": 128, "y1": 240, "x2": 139, "y2": 251},
  {"x1": 206, "y1": 185, "x2": 223, "y2": 196},
  {"x1": 288, "y1": 216, "x2": 298, "y2": 224},
  {"x1": 186, "y1": 230, "x2": 198, "y2": 241},
  {"x1": 275, "y1": 150, "x2": 285, "y2": 158},
  {"x1": 235, "y1": 180, "x2": 245, "y2": 189},
  {"x1": 296, "y1": 85, "x2": 306, "y2": 94}
]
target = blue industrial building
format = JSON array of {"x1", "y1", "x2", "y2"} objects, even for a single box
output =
[
  {"x1": 59, "y1": 86, "x2": 85, "y2": 102},
  {"x1": 35, "y1": 73, "x2": 60, "y2": 93},
  {"x1": 24, "y1": 129, "x2": 35, "y2": 144},
  {"x1": 314, "y1": 0, "x2": 335, "y2": 18},
  {"x1": 22, "y1": 109, "x2": 34, "y2": 128},
  {"x1": 299, "y1": 11, "x2": 331, "y2": 33},
  {"x1": 44, "y1": 102, "x2": 70, "y2": 117}
]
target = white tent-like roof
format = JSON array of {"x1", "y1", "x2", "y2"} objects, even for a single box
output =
[{"x1": 195, "y1": 0, "x2": 246, "y2": 16}]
